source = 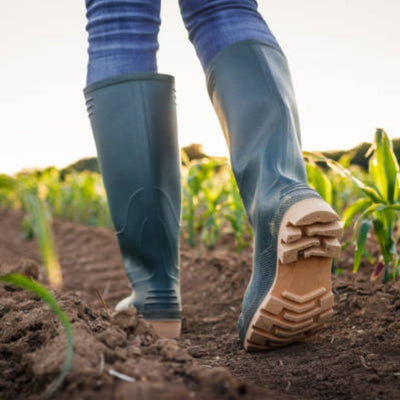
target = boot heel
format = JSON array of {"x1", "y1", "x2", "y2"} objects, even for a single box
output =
[
  {"x1": 147, "y1": 320, "x2": 182, "y2": 339},
  {"x1": 244, "y1": 198, "x2": 342, "y2": 351}
]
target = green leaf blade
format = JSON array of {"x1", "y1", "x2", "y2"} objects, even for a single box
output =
[{"x1": 353, "y1": 220, "x2": 372, "y2": 273}]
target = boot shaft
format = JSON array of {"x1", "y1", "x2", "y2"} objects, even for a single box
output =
[{"x1": 84, "y1": 73, "x2": 181, "y2": 320}]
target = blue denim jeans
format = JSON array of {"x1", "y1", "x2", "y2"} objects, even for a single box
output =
[{"x1": 85, "y1": 0, "x2": 279, "y2": 85}]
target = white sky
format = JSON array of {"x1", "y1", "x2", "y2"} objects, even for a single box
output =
[{"x1": 0, "y1": 0, "x2": 399, "y2": 174}]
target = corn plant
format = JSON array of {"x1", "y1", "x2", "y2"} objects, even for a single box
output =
[
  {"x1": 305, "y1": 129, "x2": 400, "y2": 282},
  {"x1": 3, "y1": 168, "x2": 113, "y2": 228},
  {"x1": 0, "y1": 174, "x2": 19, "y2": 209},
  {"x1": 23, "y1": 191, "x2": 63, "y2": 288},
  {"x1": 0, "y1": 175, "x2": 63, "y2": 289},
  {"x1": 305, "y1": 152, "x2": 364, "y2": 215},
  {"x1": 182, "y1": 162, "x2": 203, "y2": 247},
  {"x1": 182, "y1": 158, "x2": 228, "y2": 247},
  {"x1": 199, "y1": 182, "x2": 230, "y2": 249},
  {"x1": 224, "y1": 172, "x2": 252, "y2": 252},
  {"x1": 305, "y1": 160, "x2": 333, "y2": 205},
  {"x1": 182, "y1": 158, "x2": 253, "y2": 251}
]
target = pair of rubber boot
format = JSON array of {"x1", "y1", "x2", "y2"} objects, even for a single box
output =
[{"x1": 84, "y1": 40, "x2": 342, "y2": 351}]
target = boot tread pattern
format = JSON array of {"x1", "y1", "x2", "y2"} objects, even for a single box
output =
[
  {"x1": 279, "y1": 218, "x2": 342, "y2": 263},
  {"x1": 244, "y1": 198, "x2": 342, "y2": 352}
]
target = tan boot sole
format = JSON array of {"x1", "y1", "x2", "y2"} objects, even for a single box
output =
[
  {"x1": 147, "y1": 320, "x2": 182, "y2": 339},
  {"x1": 244, "y1": 198, "x2": 342, "y2": 352}
]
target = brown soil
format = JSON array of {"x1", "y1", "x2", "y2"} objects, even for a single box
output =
[{"x1": 1, "y1": 207, "x2": 400, "y2": 399}]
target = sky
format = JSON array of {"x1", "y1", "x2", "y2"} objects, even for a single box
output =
[{"x1": 0, "y1": 0, "x2": 399, "y2": 174}]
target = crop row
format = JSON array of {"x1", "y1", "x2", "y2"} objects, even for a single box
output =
[{"x1": 0, "y1": 129, "x2": 399, "y2": 281}]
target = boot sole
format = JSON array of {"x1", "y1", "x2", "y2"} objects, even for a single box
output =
[
  {"x1": 147, "y1": 320, "x2": 182, "y2": 339},
  {"x1": 244, "y1": 198, "x2": 342, "y2": 352},
  {"x1": 115, "y1": 293, "x2": 182, "y2": 338}
]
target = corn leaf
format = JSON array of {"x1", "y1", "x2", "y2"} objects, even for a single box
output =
[
  {"x1": 372, "y1": 219, "x2": 390, "y2": 261},
  {"x1": 368, "y1": 129, "x2": 400, "y2": 203},
  {"x1": 353, "y1": 203, "x2": 400, "y2": 242},
  {"x1": 353, "y1": 203, "x2": 388, "y2": 241},
  {"x1": 341, "y1": 198, "x2": 372, "y2": 228},
  {"x1": 303, "y1": 151, "x2": 385, "y2": 204},
  {"x1": 21, "y1": 191, "x2": 63, "y2": 289},
  {"x1": 306, "y1": 163, "x2": 332, "y2": 205},
  {"x1": 353, "y1": 220, "x2": 372, "y2": 272}
]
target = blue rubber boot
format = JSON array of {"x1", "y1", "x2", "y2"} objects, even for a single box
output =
[
  {"x1": 206, "y1": 40, "x2": 342, "y2": 351},
  {"x1": 84, "y1": 73, "x2": 182, "y2": 338}
]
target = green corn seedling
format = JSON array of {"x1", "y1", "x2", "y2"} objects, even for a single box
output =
[
  {"x1": 225, "y1": 171, "x2": 252, "y2": 252},
  {"x1": 22, "y1": 191, "x2": 63, "y2": 289},
  {"x1": 305, "y1": 129, "x2": 400, "y2": 282},
  {"x1": 182, "y1": 163, "x2": 202, "y2": 247},
  {"x1": 199, "y1": 183, "x2": 230, "y2": 249},
  {"x1": 0, "y1": 175, "x2": 63, "y2": 289},
  {"x1": 305, "y1": 153, "x2": 363, "y2": 215},
  {"x1": 305, "y1": 160, "x2": 333, "y2": 206},
  {"x1": 5, "y1": 168, "x2": 113, "y2": 228},
  {"x1": 182, "y1": 158, "x2": 228, "y2": 247}
]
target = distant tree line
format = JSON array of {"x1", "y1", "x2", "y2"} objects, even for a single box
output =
[
  {"x1": 322, "y1": 138, "x2": 400, "y2": 170},
  {"x1": 58, "y1": 139, "x2": 400, "y2": 176}
]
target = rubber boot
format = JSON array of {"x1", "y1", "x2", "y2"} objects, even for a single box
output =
[
  {"x1": 205, "y1": 40, "x2": 342, "y2": 351},
  {"x1": 83, "y1": 73, "x2": 182, "y2": 338}
]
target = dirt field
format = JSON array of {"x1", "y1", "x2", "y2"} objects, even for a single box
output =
[{"x1": 1, "y1": 207, "x2": 400, "y2": 399}]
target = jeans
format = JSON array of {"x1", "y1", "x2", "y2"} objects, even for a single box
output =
[{"x1": 85, "y1": 0, "x2": 280, "y2": 85}]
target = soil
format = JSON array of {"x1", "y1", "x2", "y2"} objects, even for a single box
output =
[{"x1": 1, "y1": 207, "x2": 400, "y2": 399}]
